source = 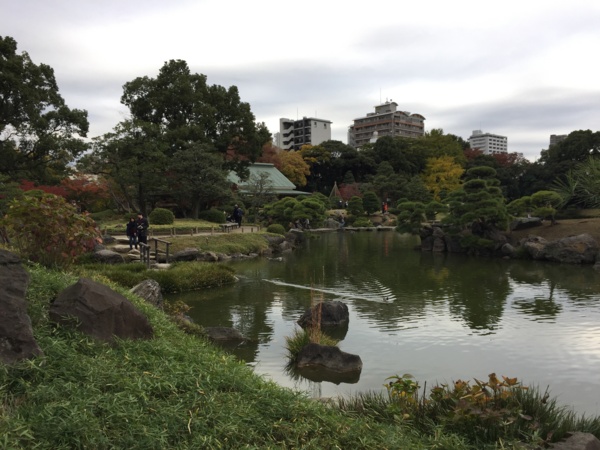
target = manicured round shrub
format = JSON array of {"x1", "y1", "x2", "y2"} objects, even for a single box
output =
[
  {"x1": 353, "y1": 217, "x2": 373, "y2": 228},
  {"x1": 266, "y1": 223, "x2": 286, "y2": 235},
  {"x1": 149, "y1": 208, "x2": 174, "y2": 225},
  {"x1": 198, "y1": 208, "x2": 227, "y2": 224}
]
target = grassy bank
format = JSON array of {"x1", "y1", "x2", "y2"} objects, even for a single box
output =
[{"x1": 1, "y1": 265, "x2": 454, "y2": 449}]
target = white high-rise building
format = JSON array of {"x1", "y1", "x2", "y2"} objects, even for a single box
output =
[
  {"x1": 279, "y1": 117, "x2": 332, "y2": 151},
  {"x1": 468, "y1": 130, "x2": 507, "y2": 155}
]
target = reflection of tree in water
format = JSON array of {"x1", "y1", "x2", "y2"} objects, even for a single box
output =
[
  {"x1": 513, "y1": 296, "x2": 562, "y2": 322},
  {"x1": 443, "y1": 258, "x2": 511, "y2": 332},
  {"x1": 508, "y1": 260, "x2": 600, "y2": 305}
]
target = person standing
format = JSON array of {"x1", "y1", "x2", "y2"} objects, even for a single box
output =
[
  {"x1": 232, "y1": 204, "x2": 243, "y2": 227},
  {"x1": 136, "y1": 212, "x2": 149, "y2": 245},
  {"x1": 126, "y1": 217, "x2": 138, "y2": 250}
]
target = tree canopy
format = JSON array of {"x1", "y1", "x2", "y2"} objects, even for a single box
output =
[
  {"x1": 0, "y1": 36, "x2": 89, "y2": 184},
  {"x1": 85, "y1": 60, "x2": 270, "y2": 215}
]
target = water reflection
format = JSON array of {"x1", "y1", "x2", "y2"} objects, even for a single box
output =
[{"x1": 166, "y1": 231, "x2": 600, "y2": 416}]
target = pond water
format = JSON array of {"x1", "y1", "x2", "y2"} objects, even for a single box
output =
[{"x1": 166, "y1": 231, "x2": 600, "y2": 417}]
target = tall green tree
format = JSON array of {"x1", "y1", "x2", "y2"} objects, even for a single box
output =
[
  {"x1": 85, "y1": 60, "x2": 270, "y2": 214},
  {"x1": 121, "y1": 59, "x2": 270, "y2": 166},
  {"x1": 83, "y1": 120, "x2": 169, "y2": 214},
  {"x1": 168, "y1": 144, "x2": 231, "y2": 218},
  {"x1": 0, "y1": 36, "x2": 89, "y2": 183}
]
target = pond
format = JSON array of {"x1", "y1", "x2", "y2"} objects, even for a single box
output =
[{"x1": 166, "y1": 231, "x2": 600, "y2": 417}]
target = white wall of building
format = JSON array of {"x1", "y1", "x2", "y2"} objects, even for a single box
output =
[{"x1": 468, "y1": 129, "x2": 508, "y2": 155}]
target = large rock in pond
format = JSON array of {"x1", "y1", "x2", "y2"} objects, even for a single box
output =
[
  {"x1": 0, "y1": 250, "x2": 43, "y2": 364},
  {"x1": 543, "y1": 234, "x2": 599, "y2": 264},
  {"x1": 50, "y1": 278, "x2": 154, "y2": 343},
  {"x1": 204, "y1": 327, "x2": 244, "y2": 341},
  {"x1": 298, "y1": 301, "x2": 349, "y2": 328},
  {"x1": 296, "y1": 343, "x2": 362, "y2": 374},
  {"x1": 130, "y1": 279, "x2": 163, "y2": 310}
]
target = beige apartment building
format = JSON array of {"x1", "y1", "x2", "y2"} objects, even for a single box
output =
[{"x1": 348, "y1": 101, "x2": 425, "y2": 148}]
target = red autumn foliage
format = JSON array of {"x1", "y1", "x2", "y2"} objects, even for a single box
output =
[
  {"x1": 19, "y1": 180, "x2": 68, "y2": 197},
  {"x1": 339, "y1": 183, "x2": 361, "y2": 201}
]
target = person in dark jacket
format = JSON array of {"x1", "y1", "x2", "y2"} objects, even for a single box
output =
[
  {"x1": 126, "y1": 217, "x2": 138, "y2": 250},
  {"x1": 136, "y1": 212, "x2": 149, "y2": 245},
  {"x1": 232, "y1": 205, "x2": 243, "y2": 227}
]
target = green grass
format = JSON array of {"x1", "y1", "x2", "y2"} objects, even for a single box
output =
[
  {"x1": 1, "y1": 265, "x2": 429, "y2": 449},
  {"x1": 97, "y1": 218, "x2": 258, "y2": 236},
  {"x1": 73, "y1": 262, "x2": 236, "y2": 293},
  {"x1": 166, "y1": 232, "x2": 272, "y2": 254}
]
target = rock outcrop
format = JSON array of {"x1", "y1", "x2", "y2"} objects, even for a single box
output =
[
  {"x1": 50, "y1": 278, "x2": 154, "y2": 343},
  {"x1": 420, "y1": 223, "x2": 600, "y2": 265},
  {"x1": 0, "y1": 250, "x2": 43, "y2": 364},
  {"x1": 543, "y1": 234, "x2": 599, "y2": 264},
  {"x1": 204, "y1": 327, "x2": 244, "y2": 341},
  {"x1": 130, "y1": 279, "x2": 163, "y2": 310},
  {"x1": 92, "y1": 249, "x2": 125, "y2": 264},
  {"x1": 296, "y1": 343, "x2": 362, "y2": 374},
  {"x1": 172, "y1": 248, "x2": 200, "y2": 262},
  {"x1": 298, "y1": 301, "x2": 349, "y2": 328},
  {"x1": 548, "y1": 432, "x2": 600, "y2": 450}
]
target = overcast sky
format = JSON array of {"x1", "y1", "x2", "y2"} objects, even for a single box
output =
[{"x1": 2, "y1": 0, "x2": 599, "y2": 161}]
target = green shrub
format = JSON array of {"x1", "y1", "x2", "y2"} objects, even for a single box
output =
[
  {"x1": 352, "y1": 217, "x2": 372, "y2": 228},
  {"x1": 198, "y1": 208, "x2": 227, "y2": 224},
  {"x1": 149, "y1": 207, "x2": 174, "y2": 225},
  {"x1": 266, "y1": 223, "x2": 286, "y2": 235},
  {"x1": 90, "y1": 209, "x2": 127, "y2": 223}
]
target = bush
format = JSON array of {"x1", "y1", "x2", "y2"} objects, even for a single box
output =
[
  {"x1": 198, "y1": 208, "x2": 227, "y2": 224},
  {"x1": 89, "y1": 209, "x2": 126, "y2": 223},
  {"x1": 1, "y1": 193, "x2": 101, "y2": 268},
  {"x1": 266, "y1": 223, "x2": 286, "y2": 235},
  {"x1": 149, "y1": 208, "x2": 174, "y2": 225},
  {"x1": 353, "y1": 217, "x2": 372, "y2": 228}
]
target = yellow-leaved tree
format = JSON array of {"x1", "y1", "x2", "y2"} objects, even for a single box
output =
[
  {"x1": 280, "y1": 151, "x2": 310, "y2": 187},
  {"x1": 422, "y1": 156, "x2": 465, "y2": 201}
]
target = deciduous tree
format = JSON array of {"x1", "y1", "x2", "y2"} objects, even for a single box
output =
[
  {"x1": 0, "y1": 36, "x2": 89, "y2": 184},
  {"x1": 422, "y1": 155, "x2": 464, "y2": 200},
  {"x1": 279, "y1": 151, "x2": 310, "y2": 187}
]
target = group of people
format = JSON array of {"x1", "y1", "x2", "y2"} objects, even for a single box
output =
[{"x1": 125, "y1": 213, "x2": 149, "y2": 250}]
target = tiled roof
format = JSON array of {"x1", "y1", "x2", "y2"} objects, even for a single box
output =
[{"x1": 227, "y1": 163, "x2": 309, "y2": 195}]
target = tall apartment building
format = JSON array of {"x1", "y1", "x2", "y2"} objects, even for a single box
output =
[
  {"x1": 468, "y1": 130, "x2": 507, "y2": 155},
  {"x1": 347, "y1": 101, "x2": 425, "y2": 148},
  {"x1": 279, "y1": 117, "x2": 332, "y2": 150}
]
